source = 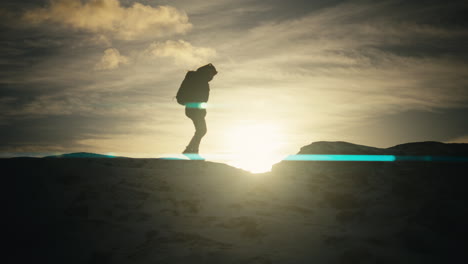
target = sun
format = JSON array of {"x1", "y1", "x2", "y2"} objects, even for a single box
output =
[{"x1": 225, "y1": 123, "x2": 285, "y2": 173}]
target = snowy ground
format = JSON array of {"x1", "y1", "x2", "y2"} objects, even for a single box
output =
[{"x1": 5, "y1": 142, "x2": 468, "y2": 263}]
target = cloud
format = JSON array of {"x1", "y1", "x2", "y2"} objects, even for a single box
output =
[
  {"x1": 213, "y1": 1, "x2": 468, "y2": 112},
  {"x1": 146, "y1": 40, "x2": 216, "y2": 66},
  {"x1": 22, "y1": 0, "x2": 192, "y2": 40},
  {"x1": 3, "y1": 0, "x2": 468, "y2": 156},
  {"x1": 95, "y1": 48, "x2": 129, "y2": 70}
]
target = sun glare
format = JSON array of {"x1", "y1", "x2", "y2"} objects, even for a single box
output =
[{"x1": 225, "y1": 123, "x2": 285, "y2": 173}]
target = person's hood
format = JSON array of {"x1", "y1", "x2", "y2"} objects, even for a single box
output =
[
  {"x1": 197, "y1": 63, "x2": 217, "y2": 75},
  {"x1": 196, "y1": 63, "x2": 217, "y2": 82}
]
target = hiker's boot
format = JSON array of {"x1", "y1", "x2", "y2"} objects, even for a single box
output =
[{"x1": 183, "y1": 147, "x2": 199, "y2": 154}]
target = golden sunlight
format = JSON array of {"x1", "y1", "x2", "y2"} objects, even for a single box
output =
[{"x1": 225, "y1": 123, "x2": 285, "y2": 173}]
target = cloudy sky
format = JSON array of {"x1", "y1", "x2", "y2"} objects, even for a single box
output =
[{"x1": 1, "y1": 0, "x2": 468, "y2": 170}]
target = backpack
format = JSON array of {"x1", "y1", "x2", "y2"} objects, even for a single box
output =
[{"x1": 176, "y1": 71, "x2": 196, "y2": 105}]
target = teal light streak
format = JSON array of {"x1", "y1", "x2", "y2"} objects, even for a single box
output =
[
  {"x1": 159, "y1": 154, "x2": 468, "y2": 163},
  {"x1": 183, "y1": 153, "x2": 205, "y2": 160},
  {"x1": 283, "y1": 154, "x2": 468, "y2": 162},
  {"x1": 395, "y1": 156, "x2": 468, "y2": 162},
  {"x1": 284, "y1": 154, "x2": 396, "y2": 162},
  {"x1": 185, "y1": 102, "x2": 207, "y2": 109}
]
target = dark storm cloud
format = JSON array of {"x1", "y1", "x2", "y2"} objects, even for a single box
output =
[
  {"x1": 0, "y1": 114, "x2": 162, "y2": 152},
  {"x1": 269, "y1": 0, "x2": 468, "y2": 28},
  {"x1": 180, "y1": 0, "x2": 468, "y2": 33},
  {"x1": 0, "y1": 0, "x2": 44, "y2": 11},
  {"x1": 249, "y1": 0, "x2": 468, "y2": 61},
  {"x1": 349, "y1": 107, "x2": 468, "y2": 146},
  {"x1": 351, "y1": 0, "x2": 468, "y2": 61},
  {"x1": 1, "y1": 116, "x2": 110, "y2": 151},
  {"x1": 387, "y1": 0, "x2": 468, "y2": 28},
  {"x1": 251, "y1": 0, "x2": 345, "y2": 21}
]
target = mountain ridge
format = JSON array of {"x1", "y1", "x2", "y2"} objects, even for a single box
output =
[
  {"x1": 34, "y1": 141, "x2": 468, "y2": 162},
  {"x1": 297, "y1": 140, "x2": 468, "y2": 155},
  {"x1": 44, "y1": 152, "x2": 123, "y2": 159}
]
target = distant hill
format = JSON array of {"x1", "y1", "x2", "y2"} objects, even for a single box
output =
[
  {"x1": 44, "y1": 152, "x2": 124, "y2": 158},
  {"x1": 296, "y1": 140, "x2": 468, "y2": 155},
  {"x1": 30, "y1": 141, "x2": 468, "y2": 161},
  {"x1": 298, "y1": 141, "x2": 387, "y2": 155},
  {"x1": 387, "y1": 141, "x2": 468, "y2": 155},
  {"x1": 275, "y1": 140, "x2": 468, "y2": 169}
]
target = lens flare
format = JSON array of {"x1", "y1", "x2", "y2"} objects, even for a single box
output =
[
  {"x1": 185, "y1": 102, "x2": 207, "y2": 109},
  {"x1": 284, "y1": 154, "x2": 396, "y2": 162},
  {"x1": 223, "y1": 123, "x2": 286, "y2": 173}
]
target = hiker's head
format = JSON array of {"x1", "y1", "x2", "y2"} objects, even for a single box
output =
[{"x1": 197, "y1": 63, "x2": 217, "y2": 81}]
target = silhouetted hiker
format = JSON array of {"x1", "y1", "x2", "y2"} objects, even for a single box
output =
[{"x1": 176, "y1": 63, "x2": 218, "y2": 154}]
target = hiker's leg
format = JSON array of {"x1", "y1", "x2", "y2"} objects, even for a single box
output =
[
  {"x1": 194, "y1": 109, "x2": 207, "y2": 140},
  {"x1": 188, "y1": 109, "x2": 206, "y2": 152},
  {"x1": 184, "y1": 108, "x2": 197, "y2": 152},
  {"x1": 184, "y1": 109, "x2": 207, "y2": 153}
]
